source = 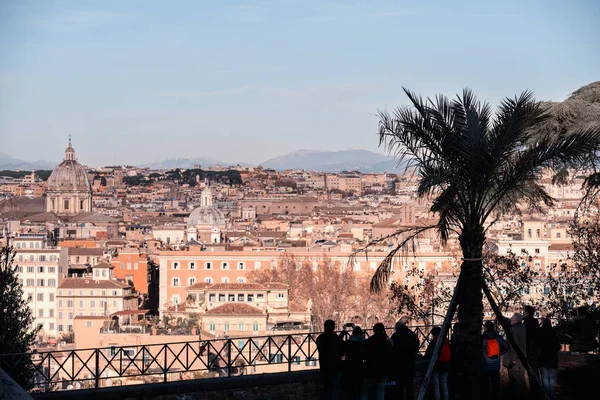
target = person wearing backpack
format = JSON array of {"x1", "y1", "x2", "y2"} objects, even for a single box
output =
[
  {"x1": 425, "y1": 326, "x2": 451, "y2": 400},
  {"x1": 481, "y1": 321, "x2": 505, "y2": 400}
]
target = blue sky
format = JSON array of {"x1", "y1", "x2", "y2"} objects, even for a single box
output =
[{"x1": 1, "y1": 0, "x2": 599, "y2": 166}]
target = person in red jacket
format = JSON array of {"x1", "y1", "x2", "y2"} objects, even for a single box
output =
[{"x1": 425, "y1": 326, "x2": 451, "y2": 400}]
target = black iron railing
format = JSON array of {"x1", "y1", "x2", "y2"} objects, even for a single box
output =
[{"x1": 0, "y1": 326, "x2": 437, "y2": 393}]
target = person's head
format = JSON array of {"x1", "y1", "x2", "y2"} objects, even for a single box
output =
[
  {"x1": 431, "y1": 326, "x2": 442, "y2": 337},
  {"x1": 577, "y1": 306, "x2": 589, "y2": 317},
  {"x1": 394, "y1": 320, "x2": 405, "y2": 332},
  {"x1": 511, "y1": 313, "x2": 524, "y2": 325},
  {"x1": 524, "y1": 305, "x2": 535, "y2": 317},
  {"x1": 373, "y1": 322, "x2": 385, "y2": 335},
  {"x1": 484, "y1": 321, "x2": 495, "y2": 331},
  {"x1": 352, "y1": 326, "x2": 363, "y2": 336},
  {"x1": 324, "y1": 319, "x2": 335, "y2": 333},
  {"x1": 541, "y1": 318, "x2": 553, "y2": 329}
]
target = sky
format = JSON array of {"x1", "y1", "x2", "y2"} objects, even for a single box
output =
[{"x1": 1, "y1": 0, "x2": 599, "y2": 167}]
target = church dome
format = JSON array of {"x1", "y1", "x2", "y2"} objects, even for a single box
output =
[
  {"x1": 187, "y1": 206, "x2": 225, "y2": 227},
  {"x1": 47, "y1": 140, "x2": 91, "y2": 192}
]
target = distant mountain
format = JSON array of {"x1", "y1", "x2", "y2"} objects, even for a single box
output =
[
  {"x1": 0, "y1": 153, "x2": 55, "y2": 171},
  {"x1": 260, "y1": 149, "x2": 404, "y2": 172},
  {"x1": 138, "y1": 157, "x2": 251, "y2": 170}
]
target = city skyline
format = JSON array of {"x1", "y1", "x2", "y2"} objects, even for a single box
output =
[{"x1": 1, "y1": 0, "x2": 599, "y2": 166}]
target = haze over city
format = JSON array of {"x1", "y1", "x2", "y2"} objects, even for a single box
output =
[{"x1": 1, "y1": 0, "x2": 599, "y2": 166}]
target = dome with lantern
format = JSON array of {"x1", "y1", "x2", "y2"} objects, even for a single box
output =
[{"x1": 187, "y1": 182, "x2": 226, "y2": 227}]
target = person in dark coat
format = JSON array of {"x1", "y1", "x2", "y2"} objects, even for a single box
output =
[
  {"x1": 362, "y1": 323, "x2": 393, "y2": 400},
  {"x1": 538, "y1": 318, "x2": 560, "y2": 400},
  {"x1": 343, "y1": 326, "x2": 365, "y2": 400},
  {"x1": 504, "y1": 313, "x2": 527, "y2": 400},
  {"x1": 570, "y1": 306, "x2": 598, "y2": 353},
  {"x1": 316, "y1": 319, "x2": 344, "y2": 400},
  {"x1": 424, "y1": 326, "x2": 451, "y2": 400},
  {"x1": 523, "y1": 305, "x2": 541, "y2": 399},
  {"x1": 481, "y1": 321, "x2": 506, "y2": 400},
  {"x1": 390, "y1": 320, "x2": 420, "y2": 400}
]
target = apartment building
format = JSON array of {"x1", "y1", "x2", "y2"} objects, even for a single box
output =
[
  {"x1": 56, "y1": 263, "x2": 137, "y2": 335},
  {"x1": 13, "y1": 237, "x2": 68, "y2": 337},
  {"x1": 110, "y1": 250, "x2": 149, "y2": 293}
]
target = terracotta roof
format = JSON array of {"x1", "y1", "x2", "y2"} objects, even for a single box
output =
[
  {"x1": 58, "y1": 278, "x2": 130, "y2": 290},
  {"x1": 111, "y1": 310, "x2": 148, "y2": 316},
  {"x1": 68, "y1": 248, "x2": 104, "y2": 256},
  {"x1": 74, "y1": 316, "x2": 111, "y2": 320},
  {"x1": 264, "y1": 282, "x2": 289, "y2": 290},
  {"x1": 93, "y1": 262, "x2": 113, "y2": 269},
  {"x1": 206, "y1": 283, "x2": 266, "y2": 290},
  {"x1": 548, "y1": 243, "x2": 574, "y2": 251},
  {"x1": 205, "y1": 303, "x2": 264, "y2": 315},
  {"x1": 288, "y1": 301, "x2": 308, "y2": 312},
  {"x1": 186, "y1": 282, "x2": 211, "y2": 290}
]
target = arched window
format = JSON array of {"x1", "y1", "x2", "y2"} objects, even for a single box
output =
[
  {"x1": 536, "y1": 229, "x2": 541, "y2": 238},
  {"x1": 527, "y1": 229, "x2": 532, "y2": 238}
]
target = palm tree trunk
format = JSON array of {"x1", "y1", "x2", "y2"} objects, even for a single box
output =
[{"x1": 456, "y1": 228, "x2": 485, "y2": 399}]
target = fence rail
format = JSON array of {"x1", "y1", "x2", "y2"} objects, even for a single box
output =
[{"x1": 0, "y1": 324, "x2": 592, "y2": 393}]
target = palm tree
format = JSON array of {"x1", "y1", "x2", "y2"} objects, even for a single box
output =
[{"x1": 371, "y1": 87, "x2": 600, "y2": 398}]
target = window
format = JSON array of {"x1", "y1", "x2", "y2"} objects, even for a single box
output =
[
  {"x1": 222, "y1": 277, "x2": 229, "y2": 283},
  {"x1": 26, "y1": 279, "x2": 34, "y2": 286},
  {"x1": 58, "y1": 325, "x2": 63, "y2": 332},
  {"x1": 127, "y1": 263, "x2": 132, "y2": 270},
  {"x1": 37, "y1": 279, "x2": 45, "y2": 286},
  {"x1": 67, "y1": 300, "x2": 73, "y2": 307},
  {"x1": 39, "y1": 254, "x2": 44, "y2": 260},
  {"x1": 68, "y1": 325, "x2": 73, "y2": 332},
  {"x1": 27, "y1": 266, "x2": 34, "y2": 273},
  {"x1": 29, "y1": 255, "x2": 34, "y2": 261},
  {"x1": 208, "y1": 294, "x2": 216, "y2": 302},
  {"x1": 79, "y1": 291, "x2": 84, "y2": 296},
  {"x1": 100, "y1": 301, "x2": 105, "y2": 307},
  {"x1": 189, "y1": 278, "x2": 196, "y2": 286},
  {"x1": 58, "y1": 312, "x2": 63, "y2": 319},
  {"x1": 527, "y1": 229, "x2": 532, "y2": 238},
  {"x1": 49, "y1": 293, "x2": 54, "y2": 302},
  {"x1": 49, "y1": 309, "x2": 54, "y2": 317},
  {"x1": 209, "y1": 322, "x2": 216, "y2": 331},
  {"x1": 48, "y1": 267, "x2": 55, "y2": 273},
  {"x1": 64, "y1": 199, "x2": 69, "y2": 210},
  {"x1": 237, "y1": 277, "x2": 246, "y2": 283},
  {"x1": 254, "y1": 261, "x2": 261, "y2": 270},
  {"x1": 536, "y1": 229, "x2": 541, "y2": 238},
  {"x1": 239, "y1": 322, "x2": 244, "y2": 331},
  {"x1": 90, "y1": 300, "x2": 95, "y2": 307},
  {"x1": 256, "y1": 294, "x2": 264, "y2": 301},
  {"x1": 80, "y1": 200, "x2": 85, "y2": 210},
  {"x1": 173, "y1": 262, "x2": 179, "y2": 270},
  {"x1": 38, "y1": 309, "x2": 44, "y2": 317},
  {"x1": 172, "y1": 278, "x2": 180, "y2": 287},
  {"x1": 190, "y1": 262, "x2": 196, "y2": 270},
  {"x1": 219, "y1": 294, "x2": 226, "y2": 302},
  {"x1": 224, "y1": 322, "x2": 230, "y2": 331},
  {"x1": 556, "y1": 232, "x2": 561, "y2": 238},
  {"x1": 222, "y1": 262, "x2": 229, "y2": 270},
  {"x1": 228, "y1": 294, "x2": 235, "y2": 302},
  {"x1": 120, "y1": 263, "x2": 124, "y2": 270},
  {"x1": 238, "y1": 340, "x2": 245, "y2": 349},
  {"x1": 38, "y1": 266, "x2": 44, "y2": 273},
  {"x1": 86, "y1": 321, "x2": 93, "y2": 328},
  {"x1": 68, "y1": 312, "x2": 73, "y2": 319},
  {"x1": 247, "y1": 294, "x2": 254, "y2": 302},
  {"x1": 59, "y1": 300, "x2": 63, "y2": 307},
  {"x1": 535, "y1": 248, "x2": 540, "y2": 254},
  {"x1": 112, "y1": 300, "x2": 117, "y2": 307},
  {"x1": 49, "y1": 323, "x2": 55, "y2": 331},
  {"x1": 205, "y1": 262, "x2": 212, "y2": 270},
  {"x1": 252, "y1": 322, "x2": 259, "y2": 332},
  {"x1": 134, "y1": 263, "x2": 138, "y2": 270},
  {"x1": 205, "y1": 277, "x2": 213, "y2": 283},
  {"x1": 79, "y1": 300, "x2": 84, "y2": 307},
  {"x1": 238, "y1": 294, "x2": 245, "y2": 302},
  {"x1": 238, "y1": 262, "x2": 245, "y2": 270},
  {"x1": 37, "y1": 293, "x2": 44, "y2": 302},
  {"x1": 89, "y1": 290, "x2": 94, "y2": 296}
]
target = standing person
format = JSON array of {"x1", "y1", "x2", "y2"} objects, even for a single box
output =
[
  {"x1": 481, "y1": 321, "x2": 505, "y2": 400},
  {"x1": 523, "y1": 305, "x2": 541, "y2": 398},
  {"x1": 390, "y1": 320, "x2": 420, "y2": 400},
  {"x1": 362, "y1": 323, "x2": 393, "y2": 400},
  {"x1": 538, "y1": 318, "x2": 560, "y2": 400},
  {"x1": 316, "y1": 320, "x2": 344, "y2": 400},
  {"x1": 504, "y1": 313, "x2": 527, "y2": 400},
  {"x1": 570, "y1": 306, "x2": 599, "y2": 353},
  {"x1": 424, "y1": 326, "x2": 451, "y2": 400},
  {"x1": 343, "y1": 326, "x2": 365, "y2": 400}
]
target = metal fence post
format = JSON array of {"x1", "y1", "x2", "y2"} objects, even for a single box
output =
[
  {"x1": 163, "y1": 344, "x2": 168, "y2": 383},
  {"x1": 95, "y1": 349, "x2": 99, "y2": 389},
  {"x1": 227, "y1": 340, "x2": 232, "y2": 378},
  {"x1": 288, "y1": 335, "x2": 292, "y2": 372}
]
